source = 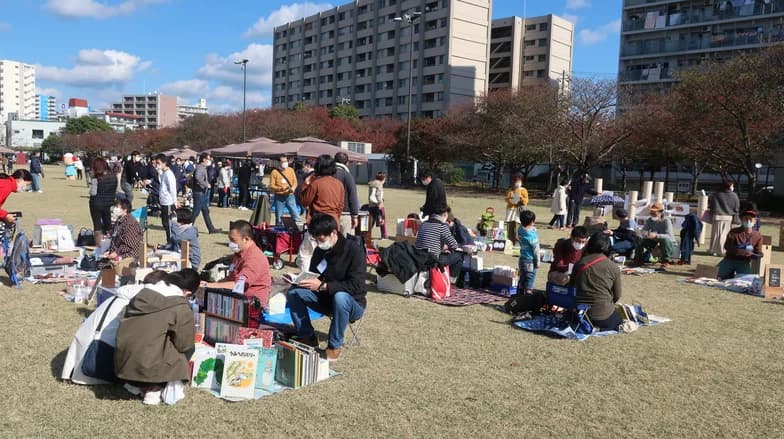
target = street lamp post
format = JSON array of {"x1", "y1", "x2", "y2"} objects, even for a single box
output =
[
  {"x1": 394, "y1": 11, "x2": 422, "y2": 186},
  {"x1": 234, "y1": 59, "x2": 249, "y2": 143}
]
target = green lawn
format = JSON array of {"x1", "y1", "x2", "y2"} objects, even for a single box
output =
[{"x1": 1, "y1": 166, "x2": 782, "y2": 438}]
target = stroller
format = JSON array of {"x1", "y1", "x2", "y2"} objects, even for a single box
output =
[
  {"x1": 144, "y1": 182, "x2": 162, "y2": 217},
  {"x1": 0, "y1": 212, "x2": 31, "y2": 287}
]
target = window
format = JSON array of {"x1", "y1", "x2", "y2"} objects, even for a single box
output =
[
  {"x1": 525, "y1": 40, "x2": 535, "y2": 47},
  {"x1": 539, "y1": 39, "x2": 547, "y2": 47},
  {"x1": 32, "y1": 129, "x2": 44, "y2": 139},
  {"x1": 440, "y1": 18, "x2": 447, "y2": 28},
  {"x1": 539, "y1": 23, "x2": 549, "y2": 31},
  {"x1": 339, "y1": 11, "x2": 346, "y2": 21},
  {"x1": 345, "y1": 142, "x2": 366, "y2": 153},
  {"x1": 524, "y1": 70, "x2": 534, "y2": 77},
  {"x1": 537, "y1": 69, "x2": 546, "y2": 78},
  {"x1": 525, "y1": 55, "x2": 535, "y2": 61},
  {"x1": 387, "y1": 30, "x2": 396, "y2": 40},
  {"x1": 538, "y1": 54, "x2": 547, "y2": 62},
  {"x1": 526, "y1": 24, "x2": 536, "y2": 31}
]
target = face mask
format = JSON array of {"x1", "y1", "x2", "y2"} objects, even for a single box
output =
[
  {"x1": 16, "y1": 184, "x2": 25, "y2": 193},
  {"x1": 317, "y1": 235, "x2": 335, "y2": 251},
  {"x1": 514, "y1": 182, "x2": 522, "y2": 188},
  {"x1": 743, "y1": 221, "x2": 754, "y2": 229},
  {"x1": 572, "y1": 241, "x2": 586, "y2": 251},
  {"x1": 110, "y1": 207, "x2": 121, "y2": 221},
  {"x1": 228, "y1": 241, "x2": 241, "y2": 253},
  {"x1": 281, "y1": 162, "x2": 289, "y2": 169}
]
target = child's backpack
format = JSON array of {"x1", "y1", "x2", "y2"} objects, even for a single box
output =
[{"x1": 5, "y1": 229, "x2": 31, "y2": 287}]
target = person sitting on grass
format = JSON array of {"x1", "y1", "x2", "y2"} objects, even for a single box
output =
[
  {"x1": 159, "y1": 207, "x2": 201, "y2": 269},
  {"x1": 548, "y1": 226, "x2": 589, "y2": 286},
  {"x1": 115, "y1": 269, "x2": 200, "y2": 405},
  {"x1": 446, "y1": 209, "x2": 475, "y2": 247},
  {"x1": 609, "y1": 208, "x2": 640, "y2": 258},
  {"x1": 0, "y1": 169, "x2": 32, "y2": 225},
  {"x1": 287, "y1": 214, "x2": 367, "y2": 361},
  {"x1": 415, "y1": 205, "x2": 464, "y2": 284},
  {"x1": 634, "y1": 202, "x2": 675, "y2": 269},
  {"x1": 105, "y1": 198, "x2": 143, "y2": 263},
  {"x1": 572, "y1": 233, "x2": 623, "y2": 331},
  {"x1": 517, "y1": 209, "x2": 540, "y2": 295},
  {"x1": 717, "y1": 210, "x2": 763, "y2": 280}
]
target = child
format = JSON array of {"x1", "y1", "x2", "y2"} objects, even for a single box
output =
[
  {"x1": 549, "y1": 180, "x2": 568, "y2": 229},
  {"x1": 161, "y1": 208, "x2": 201, "y2": 269},
  {"x1": 517, "y1": 209, "x2": 540, "y2": 294}
]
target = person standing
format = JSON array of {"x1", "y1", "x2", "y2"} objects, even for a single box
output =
[
  {"x1": 154, "y1": 154, "x2": 179, "y2": 243},
  {"x1": 708, "y1": 180, "x2": 740, "y2": 256},
  {"x1": 566, "y1": 173, "x2": 592, "y2": 228},
  {"x1": 420, "y1": 170, "x2": 447, "y2": 218},
  {"x1": 206, "y1": 158, "x2": 218, "y2": 205},
  {"x1": 504, "y1": 175, "x2": 528, "y2": 245},
  {"x1": 217, "y1": 161, "x2": 232, "y2": 208},
  {"x1": 333, "y1": 152, "x2": 359, "y2": 236},
  {"x1": 191, "y1": 153, "x2": 221, "y2": 234},
  {"x1": 517, "y1": 210, "x2": 540, "y2": 295},
  {"x1": 549, "y1": 179, "x2": 568, "y2": 230},
  {"x1": 29, "y1": 151, "x2": 44, "y2": 193},
  {"x1": 74, "y1": 157, "x2": 84, "y2": 181},
  {"x1": 121, "y1": 151, "x2": 142, "y2": 205},
  {"x1": 237, "y1": 160, "x2": 253, "y2": 211},
  {"x1": 368, "y1": 172, "x2": 387, "y2": 239},
  {"x1": 295, "y1": 159, "x2": 314, "y2": 206},
  {"x1": 300, "y1": 154, "x2": 345, "y2": 224},
  {"x1": 269, "y1": 155, "x2": 301, "y2": 225},
  {"x1": 88, "y1": 158, "x2": 118, "y2": 244}
]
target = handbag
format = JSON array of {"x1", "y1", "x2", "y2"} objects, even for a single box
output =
[
  {"x1": 81, "y1": 297, "x2": 119, "y2": 382},
  {"x1": 700, "y1": 210, "x2": 713, "y2": 225},
  {"x1": 75, "y1": 228, "x2": 96, "y2": 247},
  {"x1": 80, "y1": 255, "x2": 99, "y2": 271},
  {"x1": 429, "y1": 265, "x2": 451, "y2": 302}
]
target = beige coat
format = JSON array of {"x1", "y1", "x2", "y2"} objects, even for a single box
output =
[{"x1": 551, "y1": 186, "x2": 568, "y2": 215}]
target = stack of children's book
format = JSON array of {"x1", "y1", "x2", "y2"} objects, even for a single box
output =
[
  {"x1": 614, "y1": 303, "x2": 649, "y2": 325},
  {"x1": 190, "y1": 330, "x2": 331, "y2": 401}
]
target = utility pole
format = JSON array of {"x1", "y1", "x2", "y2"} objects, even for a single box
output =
[
  {"x1": 234, "y1": 59, "x2": 249, "y2": 143},
  {"x1": 394, "y1": 11, "x2": 423, "y2": 186}
]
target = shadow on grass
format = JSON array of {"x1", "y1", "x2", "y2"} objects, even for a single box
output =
[
  {"x1": 51, "y1": 349, "x2": 68, "y2": 380},
  {"x1": 52, "y1": 348, "x2": 135, "y2": 400}
]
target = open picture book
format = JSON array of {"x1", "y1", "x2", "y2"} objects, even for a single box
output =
[{"x1": 281, "y1": 271, "x2": 321, "y2": 285}]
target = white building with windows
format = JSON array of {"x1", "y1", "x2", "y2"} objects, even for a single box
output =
[
  {"x1": 177, "y1": 98, "x2": 208, "y2": 122},
  {"x1": 6, "y1": 119, "x2": 65, "y2": 148},
  {"x1": 0, "y1": 59, "x2": 36, "y2": 144}
]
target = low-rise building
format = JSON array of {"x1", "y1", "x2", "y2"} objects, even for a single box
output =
[
  {"x1": 110, "y1": 93, "x2": 178, "y2": 129},
  {"x1": 177, "y1": 98, "x2": 208, "y2": 122},
  {"x1": 5, "y1": 118, "x2": 65, "y2": 148}
]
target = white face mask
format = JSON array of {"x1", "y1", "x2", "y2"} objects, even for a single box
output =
[
  {"x1": 228, "y1": 241, "x2": 241, "y2": 253},
  {"x1": 280, "y1": 162, "x2": 289, "y2": 169},
  {"x1": 514, "y1": 182, "x2": 522, "y2": 188},
  {"x1": 316, "y1": 235, "x2": 335, "y2": 251},
  {"x1": 572, "y1": 241, "x2": 586, "y2": 251},
  {"x1": 110, "y1": 207, "x2": 122, "y2": 222}
]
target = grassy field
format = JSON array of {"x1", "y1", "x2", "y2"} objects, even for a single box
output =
[{"x1": 1, "y1": 165, "x2": 783, "y2": 438}]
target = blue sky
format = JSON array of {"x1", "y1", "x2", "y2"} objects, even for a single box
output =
[{"x1": 0, "y1": 0, "x2": 622, "y2": 114}]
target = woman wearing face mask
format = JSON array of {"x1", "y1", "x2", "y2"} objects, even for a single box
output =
[
  {"x1": 0, "y1": 169, "x2": 32, "y2": 226},
  {"x1": 89, "y1": 158, "x2": 118, "y2": 244},
  {"x1": 203, "y1": 220, "x2": 271, "y2": 328},
  {"x1": 269, "y1": 155, "x2": 301, "y2": 225},
  {"x1": 708, "y1": 180, "x2": 740, "y2": 256},
  {"x1": 717, "y1": 210, "x2": 763, "y2": 280},
  {"x1": 504, "y1": 175, "x2": 529, "y2": 245},
  {"x1": 547, "y1": 226, "x2": 590, "y2": 286},
  {"x1": 105, "y1": 198, "x2": 143, "y2": 262}
]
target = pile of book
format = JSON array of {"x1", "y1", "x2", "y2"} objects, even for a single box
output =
[
  {"x1": 615, "y1": 303, "x2": 649, "y2": 325},
  {"x1": 276, "y1": 339, "x2": 329, "y2": 389}
]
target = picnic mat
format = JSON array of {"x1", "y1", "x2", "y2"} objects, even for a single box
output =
[
  {"x1": 681, "y1": 274, "x2": 762, "y2": 297},
  {"x1": 204, "y1": 370, "x2": 340, "y2": 402},
  {"x1": 512, "y1": 314, "x2": 671, "y2": 341},
  {"x1": 412, "y1": 287, "x2": 508, "y2": 306}
]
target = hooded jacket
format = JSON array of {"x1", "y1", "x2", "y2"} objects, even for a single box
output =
[{"x1": 114, "y1": 283, "x2": 194, "y2": 383}]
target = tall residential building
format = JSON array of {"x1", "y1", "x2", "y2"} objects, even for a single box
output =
[
  {"x1": 177, "y1": 98, "x2": 208, "y2": 122},
  {"x1": 489, "y1": 15, "x2": 574, "y2": 91},
  {"x1": 618, "y1": 0, "x2": 784, "y2": 103},
  {"x1": 0, "y1": 59, "x2": 36, "y2": 143},
  {"x1": 271, "y1": 0, "x2": 492, "y2": 118},
  {"x1": 35, "y1": 95, "x2": 57, "y2": 121},
  {"x1": 110, "y1": 93, "x2": 178, "y2": 129}
]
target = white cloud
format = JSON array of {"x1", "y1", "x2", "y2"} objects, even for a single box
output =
[
  {"x1": 561, "y1": 14, "x2": 579, "y2": 26},
  {"x1": 35, "y1": 87, "x2": 62, "y2": 100},
  {"x1": 159, "y1": 79, "x2": 210, "y2": 98},
  {"x1": 0, "y1": 22, "x2": 11, "y2": 32},
  {"x1": 578, "y1": 19, "x2": 621, "y2": 46},
  {"x1": 197, "y1": 44, "x2": 274, "y2": 88},
  {"x1": 159, "y1": 79, "x2": 269, "y2": 112},
  {"x1": 565, "y1": 0, "x2": 590, "y2": 9},
  {"x1": 43, "y1": 0, "x2": 168, "y2": 19},
  {"x1": 244, "y1": 2, "x2": 333, "y2": 39},
  {"x1": 36, "y1": 49, "x2": 150, "y2": 87}
]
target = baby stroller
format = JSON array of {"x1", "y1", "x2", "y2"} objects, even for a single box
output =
[
  {"x1": 0, "y1": 212, "x2": 31, "y2": 287},
  {"x1": 144, "y1": 182, "x2": 162, "y2": 217}
]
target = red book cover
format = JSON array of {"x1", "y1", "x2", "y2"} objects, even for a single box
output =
[{"x1": 235, "y1": 327, "x2": 274, "y2": 347}]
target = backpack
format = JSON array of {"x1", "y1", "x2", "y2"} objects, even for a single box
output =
[{"x1": 5, "y1": 229, "x2": 31, "y2": 287}]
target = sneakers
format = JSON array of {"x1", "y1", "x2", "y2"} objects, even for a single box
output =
[
  {"x1": 143, "y1": 390, "x2": 162, "y2": 405},
  {"x1": 660, "y1": 261, "x2": 671, "y2": 269},
  {"x1": 238, "y1": 206, "x2": 249, "y2": 211},
  {"x1": 37, "y1": 190, "x2": 43, "y2": 193},
  {"x1": 325, "y1": 347, "x2": 343, "y2": 361},
  {"x1": 123, "y1": 383, "x2": 142, "y2": 396}
]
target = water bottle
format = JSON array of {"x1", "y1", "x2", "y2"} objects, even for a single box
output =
[
  {"x1": 189, "y1": 297, "x2": 200, "y2": 332},
  {"x1": 232, "y1": 275, "x2": 247, "y2": 294}
]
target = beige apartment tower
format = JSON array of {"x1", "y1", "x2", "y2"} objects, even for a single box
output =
[
  {"x1": 110, "y1": 93, "x2": 179, "y2": 129},
  {"x1": 489, "y1": 15, "x2": 574, "y2": 91},
  {"x1": 272, "y1": 0, "x2": 492, "y2": 118}
]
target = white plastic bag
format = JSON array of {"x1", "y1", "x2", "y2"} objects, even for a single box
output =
[{"x1": 162, "y1": 380, "x2": 185, "y2": 405}]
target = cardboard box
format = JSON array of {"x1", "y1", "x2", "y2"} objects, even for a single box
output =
[
  {"x1": 491, "y1": 273, "x2": 518, "y2": 287},
  {"x1": 377, "y1": 272, "x2": 428, "y2": 296},
  {"x1": 763, "y1": 264, "x2": 784, "y2": 299},
  {"x1": 693, "y1": 264, "x2": 718, "y2": 279},
  {"x1": 752, "y1": 239, "x2": 773, "y2": 277}
]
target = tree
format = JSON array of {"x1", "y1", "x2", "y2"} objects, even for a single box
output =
[
  {"x1": 40, "y1": 134, "x2": 64, "y2": 158},
  {"x1": 391, "y1": 117, "x2": 460, "y2": 173},
  {"x1": 328, "y1": 103, "x2": 360, "y2": 120},
  {"x1": 64, "y1": 116, "x2": 112, "y2": 135}
]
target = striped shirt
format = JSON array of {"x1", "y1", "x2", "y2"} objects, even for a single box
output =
[{"x1": 415, "y1": 218, "x2": 460, "y2": 257}]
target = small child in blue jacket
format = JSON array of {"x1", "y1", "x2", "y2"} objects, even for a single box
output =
[{"x1": 517, "y1": 209, "x2": 540, "y2": 294}]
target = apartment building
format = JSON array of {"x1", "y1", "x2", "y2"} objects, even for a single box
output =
[
  {"x1": 618, "y1": 0, "x2": 784, "y2": 102},
  {"x1": 35, "y1": 95, "x2": 57, "y2": 121},
  {"x1": 271, "y1": 0, "x2": 492, "y2": 118},
  {"x1": 489, "y1": 15, "x2": 574, "y2": 91},
  {"x1": 110, "y1": 93, "x2": 178, "y2": 129},
  {"x1": 177, "y1": 98, "x2": 209, "y2": 123},
  {"x1": 0, "y1": 59, "x2": 36, "y2": 143}
]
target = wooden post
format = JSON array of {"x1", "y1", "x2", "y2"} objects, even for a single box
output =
[
  {"x1": 594, "y1": 178, "x2": 603, "y2": 194},
  {"x1": 141, "y1": 234, "x2": 148, "y2": 269},
  {"x1": 697, "y1": 194, "x2": 709, "y2": 245},
  {"x1": 180, "y1": 240, "x2": 190, "y2": 269},
  {"x1": 654, "y1": 182, "x2": 665, "y2": 204},
  {"x1": 629, "y1": 191, "x2": 639, "y2": 222},
  {"x1": 665, "y1": 192, "x2": 674, "y2": 204},
  {"x1": 642, "y1": 181, "x2": 653, "y2": 202}
]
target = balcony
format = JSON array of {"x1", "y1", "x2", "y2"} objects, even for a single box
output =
[
  {"x1": 621, "y1": 31, "x2": 784, "y2": 58},
  {"x1": 618, "y1": 67, "x2": 676, "y2": 82},
  {"x1": 624, "y1": 0, "x2": 784, "y2": 33}
]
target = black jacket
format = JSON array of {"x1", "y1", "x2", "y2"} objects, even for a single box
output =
[
  {"x1": 422, "y1": 178, "x2": 447, "y2": 217},
  {"x1": 309, "y1": 234, "x2": 367, "y2": 308},
  {"x1": 334, "y1": 164, "x2": 359, "y2": 215},
  {"x1": 379, "y1": 241, "x2": 437, "y2": 283}
]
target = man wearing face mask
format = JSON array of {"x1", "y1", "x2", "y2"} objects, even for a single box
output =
[
  {"x1": 717, "y1": 210, "x2": 763, "y2": 280},
  {"x1": 634, "y1": 202, "x2": 676, "y2": 269},
  {"x1": 121, "y1": 151, "x2": 142, "y2": 205},
  {"x1": 548, "y1": 226, "x2": 589, "y2": 286},
  {"x1": 286, "y1": 214, "x2": 366, "y2": 361},
  {"x1": 153, "y1": 154, "x2": 179, "y2": 243},
  {"x1": 204, "y1": 220, "x2": 271, "y2": 328},
  {"x1": 105, "y1": 198, "x2": 143, "y2": 262},
  {"x1": 191, "y1": 153, "x2": 221, "y2": 234},
  {"x1": 269, "y1": 155, "x2": 301, "y2": 225}
]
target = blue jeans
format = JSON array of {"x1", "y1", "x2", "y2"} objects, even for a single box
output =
[
  {"x1": 518, "y1": 259, "x2": 537, "y2": 291},
  {"x1": 287, "y1": 287, "x2": 364, "y2": 349},
  {"x1": 31, "y1": 173, "x2": 41, "y2": 192},
  {"x1": 274, "y1": 193, "x2": 301, "y2": 224},
  {"x1": 192, "y1": 191, "x2": 216, "y2": 232}
]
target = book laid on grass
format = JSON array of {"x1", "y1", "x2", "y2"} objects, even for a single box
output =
[
  {"x1": 275, "y1": 341, "x2": 299, "y2": 388},
  {"x1": 281, "y1": 271, "x2": 321, "y2": 285},
  {"x1": 190, "y1": 347, "x2": 221, "y2": 391},
  {"x1": 219, "y1": 345, "x2": 259, "y2": 400}
]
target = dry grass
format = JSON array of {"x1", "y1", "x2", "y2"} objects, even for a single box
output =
[{"x1": 1, "y1": 166, "x2": 783, "y2": 438}]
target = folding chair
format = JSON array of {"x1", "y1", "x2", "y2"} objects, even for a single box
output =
[{"x1": 330, "y1": 314, "x2": 364, "y2": 348}]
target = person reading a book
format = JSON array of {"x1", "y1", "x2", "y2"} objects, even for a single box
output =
[
  {"x1": 115, "y1": 269, "x2": 200, "y2": 405},
  {"x1": 572, "y1": 233, "x2": 623, "y2": 331},
  {"x1": 286, "y1": 214, "x2": 366, "y2": 361},
  {"x1": 203, "y1": 220, "x2": 271, "y2": 328},
  {"x1": 717, "y1": 210, "x2": 763, "y2": 280},
  {"x1": 634, "y1": 202, "x2": 676, "y2": 269},
  {"x1": 548, "y1": 226, "x2": 589, "y2": 286}
]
